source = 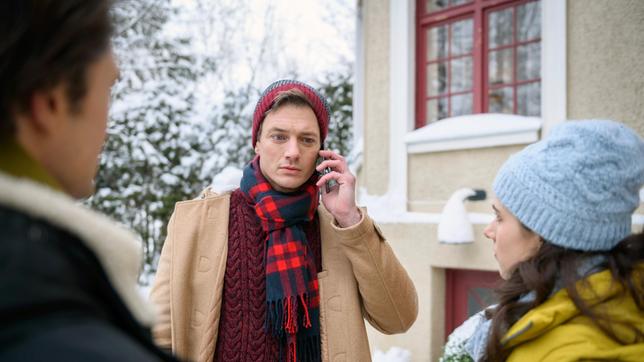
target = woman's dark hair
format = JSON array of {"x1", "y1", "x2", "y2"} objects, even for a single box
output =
[
  {"x1": 485, "y1": 231, "x2": 644, "y2": 361},
  {"x1": 0, "y1": 0, "x2": 114, "y2": 137}
]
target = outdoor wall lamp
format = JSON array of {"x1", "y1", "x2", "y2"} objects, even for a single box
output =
[{"x1": 437, "y1": 188, "x2": 486, "y2": 244}]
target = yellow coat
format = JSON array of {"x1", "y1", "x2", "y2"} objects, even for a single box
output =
[{"x1": 503, "y1": 267, "x2": 644, "y2": 361}]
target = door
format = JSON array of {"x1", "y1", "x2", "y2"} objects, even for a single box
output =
[{"x1": 445, "y1": 268, "x2": 501, "y2": 338}]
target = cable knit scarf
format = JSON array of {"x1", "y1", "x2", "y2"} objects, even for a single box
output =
[{"x1": 240, "y1": 157, "x2": 321, "y2": 362}]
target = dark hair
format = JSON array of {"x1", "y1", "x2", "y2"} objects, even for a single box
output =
[
  {"x1": 484, "y1": 231, "x2": 644, "y2": 361},
  {"x1": 257, "y1": 89, "x2": 316, "y2": 140},
  {"x1": 0, "y1": 0, "x2": 114, "y2": 137}
]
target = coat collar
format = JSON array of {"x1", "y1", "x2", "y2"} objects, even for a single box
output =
[
  {"x1": 0, "y1": 137, "x2": 62, "y2": 191},
  {"x1": 502, "y1": 266, "x2": 644, "y2": 348},
  {"x1": 0, "y1": 171, "x2": 155, "y2": 327}
]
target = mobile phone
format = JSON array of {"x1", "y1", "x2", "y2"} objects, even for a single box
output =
[{"x1": 318, "y1": 146, "x2": 338, "y2": 193}]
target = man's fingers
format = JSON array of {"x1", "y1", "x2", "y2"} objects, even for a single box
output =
[
  {"x1": 316, "y1": 159, "x2": 344, "y2": 173},
  {"x1": 319, "y1": 149, "x2": 345, "y2": 162},
  {"x1": 316, "y1": 171, "x2": 343, "y2": 188}
]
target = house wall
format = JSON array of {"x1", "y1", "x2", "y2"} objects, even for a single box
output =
[
  {"x1": 362, "y1": 0, "x2": 390, "y2": 195},
  {"x1": 360, "y1": 0, "x2": 516, "y2": 360},
  {"x1": 365, "y1": 222, "x2": 499, "y2": 361},
  {"x1": 408, "y1": 145, "x2": 525, "y2": 214},
  {"x1": 567, "y1": 0, "x2": 644, "y2": 136},
  {"x1": 566, "y1": 0, "x2": 644, "y2": 215},
  {"x1": 359, "y1": 0, "x2": 643, "y2": 360}
]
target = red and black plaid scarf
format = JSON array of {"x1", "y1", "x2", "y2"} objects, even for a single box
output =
[{"x1": 240, "y1": 157, "x2": 321, "y2": 362}]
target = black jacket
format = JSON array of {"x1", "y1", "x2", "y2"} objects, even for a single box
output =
[{"x1": 0, "y1": 205, "x2": 179, "y2": 361}]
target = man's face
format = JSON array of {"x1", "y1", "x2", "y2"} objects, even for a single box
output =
[
  {"x1": 48, "y1": 50, "x2": 118, "y2": 198},
  {"x1": 255, "y1": 104, "x2": 321, "y2": 193}
]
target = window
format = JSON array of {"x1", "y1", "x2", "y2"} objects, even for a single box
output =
[
  {"x1": 445, "y1": 268, "x2": 501, "y2": 337},
  {"x1": 416, "y1": 0, "x2": 541, "y2": 128}
]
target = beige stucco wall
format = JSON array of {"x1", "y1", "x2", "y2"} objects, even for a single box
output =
[
  {"x1": 363, "y1": 139, "x2": 511, "y2": 359},
  {"x1": 567, "y1": 0, "x2": 644, "y2": 136},
  {"x1": 364, "y1": 222, "x2": 499, "y2": 361},
  {"x1": 407, "y1": 145, "x2": 526, "y2": 214},
  {"x1": 362, "y1": 0, "x2": 390, "y2": 194}
]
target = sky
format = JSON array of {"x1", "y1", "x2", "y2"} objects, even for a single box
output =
[{"x1": 170, "y1": 0, "x2": 356, "y2": 89}]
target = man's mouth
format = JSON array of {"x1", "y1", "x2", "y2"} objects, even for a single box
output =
[{"x1": 280, "y1": 166, "x2": 301, "y2": 173}]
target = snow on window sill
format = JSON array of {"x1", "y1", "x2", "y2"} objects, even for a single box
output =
[{"x1": 405, "y1": 113, "x2": 542, "y2": 154}]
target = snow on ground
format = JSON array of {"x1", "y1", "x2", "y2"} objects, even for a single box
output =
[{"x1": 373, "y1": 347, "x2": 412, "y2": 362}]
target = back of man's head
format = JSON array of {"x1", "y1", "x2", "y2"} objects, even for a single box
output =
[{"x1": 0, "y1": 0, "x2": 114, "y2": 137}]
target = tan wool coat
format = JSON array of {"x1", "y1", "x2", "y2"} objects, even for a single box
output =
[{"x1": 150, "y1": 189, "x2": 418, "y2": 362}]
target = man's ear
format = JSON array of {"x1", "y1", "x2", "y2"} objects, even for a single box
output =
[{"x1": 28, "y1": 84, "x2": 68, "y2": 135}]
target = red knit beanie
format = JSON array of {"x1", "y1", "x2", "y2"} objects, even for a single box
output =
[{"x1": 252, "y1": 79, "x2": 330, "y2": 147}]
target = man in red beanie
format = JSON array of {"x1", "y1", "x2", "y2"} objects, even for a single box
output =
[{"x1": 151, "y1": 80, "x2": 418, "y2": 362}]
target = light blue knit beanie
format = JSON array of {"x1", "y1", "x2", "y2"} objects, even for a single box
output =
[{"x1": 493, "y1": 120, "x2": 644, "y2": 251}]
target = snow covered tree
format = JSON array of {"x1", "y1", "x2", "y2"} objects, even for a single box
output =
[
  {"x1": 198, "y1": 86, "x2": 257, "y2": 182},
  {"x1": 316, "y1": 70, "x2": 354, "y2": 156},
  {"x1": 87, "y1": 0, "x2": 356, "y2": 284},
  {"x1": 89, "y1": 0, "x2": 210, "y2": 278}
]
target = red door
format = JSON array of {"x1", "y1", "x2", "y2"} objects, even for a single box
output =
[{"x1": 445, "y1": 269, "x2": 502, "y2": 338}]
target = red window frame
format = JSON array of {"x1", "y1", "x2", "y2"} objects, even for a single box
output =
[{"x1": 416, "y1": 0, "x2": 541, "y2": 128}]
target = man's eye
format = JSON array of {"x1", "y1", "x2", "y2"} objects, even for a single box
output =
[
  {"x1": 271, "y1": 134, "x2": 287, "y2": 141},
  {"x1": 302, "y1": 138, "x2": 316, "y2": 144}
]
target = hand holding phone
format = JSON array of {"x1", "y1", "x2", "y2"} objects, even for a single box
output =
[
  {"x1": 316, "y1": 148, "x2": 361, "y2": 227},
  {"x1": 317, "y1": 156, "x2": 338, "y2": 193}
]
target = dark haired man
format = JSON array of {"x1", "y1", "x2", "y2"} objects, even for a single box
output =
[
  {"x1": 151, "y1": 80, "x2": 418, "y2": 362},
  {"x1": 0, "y1": 1, "x2": 177, "y2": 360}
]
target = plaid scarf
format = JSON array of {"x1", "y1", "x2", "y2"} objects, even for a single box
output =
[{"x1": 240, "y1": 157, "x2": 321, "y2": 362}]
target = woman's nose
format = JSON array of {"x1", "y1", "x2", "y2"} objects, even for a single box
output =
[{"x1": 483, "y1": 222, "x2": 495, "y2": 241}]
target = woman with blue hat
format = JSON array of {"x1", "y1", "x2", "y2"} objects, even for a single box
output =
[{"x1": 442, "y1": 120, "x2": 644, "y2": 361}]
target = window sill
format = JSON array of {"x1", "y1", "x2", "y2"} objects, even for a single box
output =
[{"x1": 405, "y1": 113, "x2": 542, "y2": 154}]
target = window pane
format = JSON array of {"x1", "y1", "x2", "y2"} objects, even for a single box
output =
[
  {"x1": 451, "y1": 19, "x2": 473, "y2": 56},
  {"x1": 488, "y1": 49, "x2": 513, "y2": 86},
  {"x1": 427, "y1": 98, "x2": 448, "y2": 123},
  {"x1": 467, "y1": 287, "x2": 498, "y2": 317},
  {"x1": 426, "y1": 0, "x2": 448, "y2": 13},
  {"x1": 489, "y1": 8, "x2": 513, "y2": 49},
  {"x1": 450, "y1": 57, "x2": 472, "y2": 92},
  {"x1": 489, "y1": 87, "x2": 513, "y2": 113},
  {"x1": 427, "y1": 25, "x2": 448, "y2": 61},
  {"x1": 427, "y1": 62, "x2": 448, "y2": 96},
  {"x1": 517, "y1": 43, "x2": 540, "y2": 81},
  {"x1": 451, "y1": 93, "x2": 472, "y2": 117},
  {"x1": 426, "y1": 0, "x2": 472, "y2": 13},
  {"x1": 517, "y1": 82, "x2": 540, "y2": 116},
  {"x1": 518, "y1": 1, "x2": 541, "y2": 41}
]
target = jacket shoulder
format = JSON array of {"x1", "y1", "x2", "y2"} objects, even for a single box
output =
[
  {"x1": 173, "y1": 187, "x2": 233, "y2": 211},
  {"x1": 167, "y1": 187, "x2": 233, "y2": 235}
]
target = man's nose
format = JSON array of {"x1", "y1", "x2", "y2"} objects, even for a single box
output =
[{"x1": 284, "y1": 139, "x2": 300, "y2": 160}]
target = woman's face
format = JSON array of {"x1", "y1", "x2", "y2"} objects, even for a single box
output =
[{"x1": 484, "y1": 199, "x2": 542, "y2": 280}]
